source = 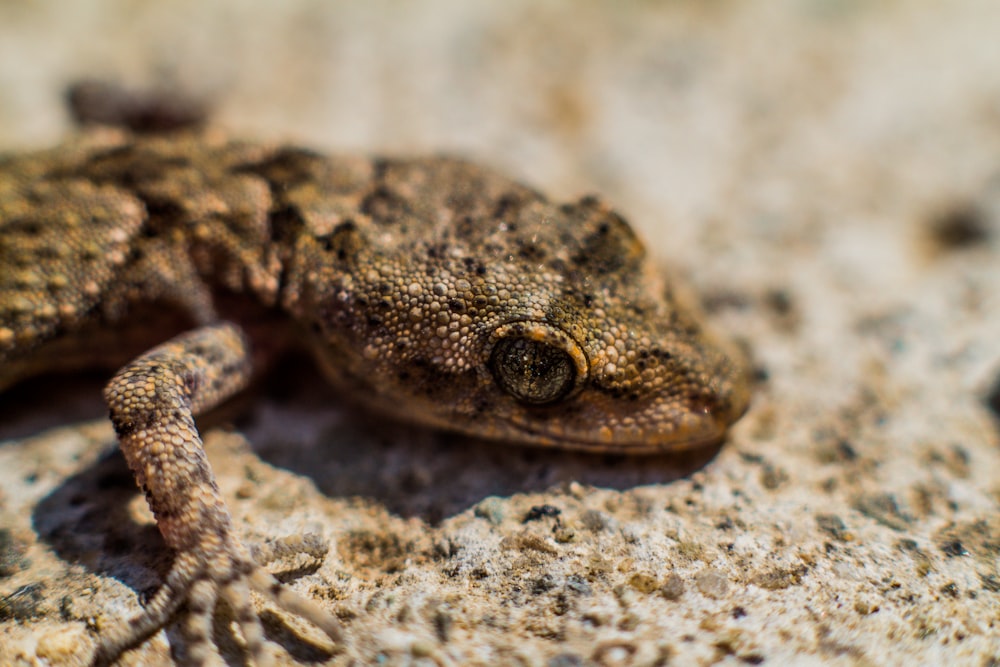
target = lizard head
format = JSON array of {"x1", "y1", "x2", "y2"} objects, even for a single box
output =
[
  {"x1": 290, "y1": 159, "x2": 750, "y2": 453},
  {"x1": 474, "y1": 308, "x2": 750, "y2": 453}
]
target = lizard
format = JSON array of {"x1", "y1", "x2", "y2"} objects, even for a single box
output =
[{"x1": 0, "y1": 83, "x2": 751, "y2": 666}]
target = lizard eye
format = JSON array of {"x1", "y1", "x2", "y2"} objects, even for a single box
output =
[{"x1": 489, "y1": 323, "x2": 588, "y2": 405}]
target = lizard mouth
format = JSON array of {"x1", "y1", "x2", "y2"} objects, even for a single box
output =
[
  {"x1": 497, "y1": 414, "x2": 731, "y2": 455},
  {"x1": 491, "y1": 382, "x2": 751, "y2": 454}
]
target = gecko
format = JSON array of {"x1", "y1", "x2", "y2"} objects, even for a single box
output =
[{"x1": 0, "y1": 84, "x2": 751, "y2": 666}]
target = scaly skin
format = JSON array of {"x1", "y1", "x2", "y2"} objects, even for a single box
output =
[{"x1": 0, "y1": 128, "x2": 749, "y2": 665}]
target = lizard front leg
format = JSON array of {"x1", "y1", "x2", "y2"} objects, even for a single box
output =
[{"x1": 92, "y1": 323, "x2": 342, "y2": 666}]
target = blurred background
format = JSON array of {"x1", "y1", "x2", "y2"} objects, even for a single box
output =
[{"x1": 3, "y1": 1, "x2": 997, "y2": 280}]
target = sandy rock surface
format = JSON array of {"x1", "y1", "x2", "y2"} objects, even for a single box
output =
[{"x1": 2, "y1": 2, "x2": 999, "y2": 665}]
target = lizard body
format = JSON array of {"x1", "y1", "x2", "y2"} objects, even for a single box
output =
[{"x1": 0, "y1": 127, "x2": 749, "y2": 665}]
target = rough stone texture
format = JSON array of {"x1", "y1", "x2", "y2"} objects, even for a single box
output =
[{"x1": 1, "y1": 1, "x2": 999, "y2": 666}]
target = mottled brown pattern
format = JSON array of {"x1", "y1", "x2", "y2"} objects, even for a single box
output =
[{"x1": 0, "y1": 128, "x2": 749, "y2": 665}]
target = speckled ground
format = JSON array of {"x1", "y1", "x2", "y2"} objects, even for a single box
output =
[{"x1": 1, "y1": 1, "x2": 999, "y2": 665}]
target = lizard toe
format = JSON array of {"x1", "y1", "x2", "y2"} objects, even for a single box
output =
[{"x1": 90, "y1": 536, "x2": 342, "y2": 666}]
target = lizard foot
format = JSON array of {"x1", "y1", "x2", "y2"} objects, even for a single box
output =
[{"x1": 90, "y1": 533, "x2": 343, "y2": 666}]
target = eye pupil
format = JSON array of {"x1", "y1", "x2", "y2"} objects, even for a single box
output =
[{"x1": 490, "y1": 337, "x2": 576, "y2": 405}]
